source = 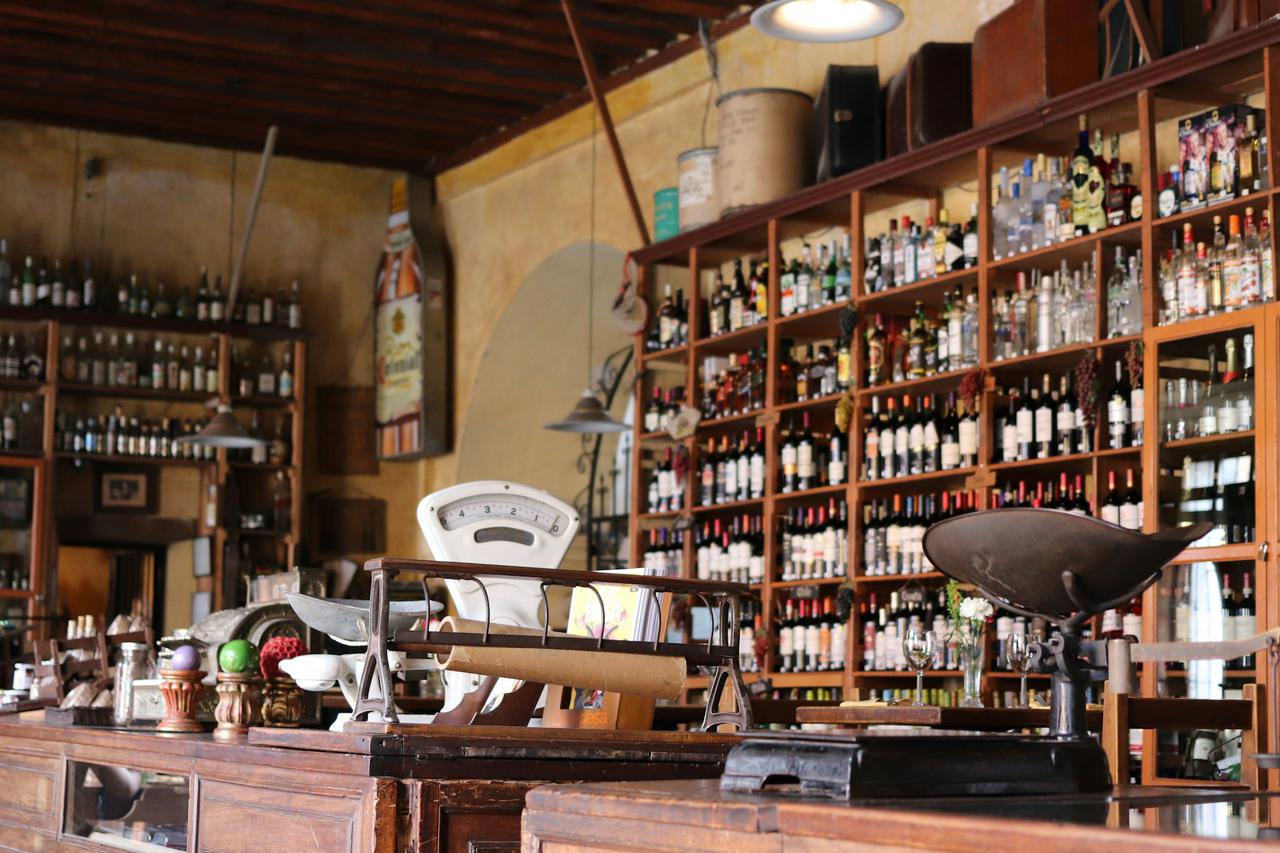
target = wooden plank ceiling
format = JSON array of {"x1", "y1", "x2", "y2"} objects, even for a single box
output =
[{"x1": 0, "y1": 1, "x2": 748, "y2": 172}]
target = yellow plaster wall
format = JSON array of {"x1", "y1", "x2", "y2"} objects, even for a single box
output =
[{"x1": 428, "y1": 0, "x2": 1009, "y2": 518}]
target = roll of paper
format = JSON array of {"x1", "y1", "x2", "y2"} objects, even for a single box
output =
[{"x1": 436, "y1": 617, "x2": 685, "y2": 699}]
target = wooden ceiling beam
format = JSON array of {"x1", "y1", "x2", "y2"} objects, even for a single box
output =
[
  {"x1": 422, "y1": 0, "x2": 675, "y2": 47},
  {"x1": 2, "y1": 23, "x2": 554, "y2": 110},
  {"x1": 0, "y1": 2, "x2": 582, "y2": 95},
  {"x1": 248, "y1": 0, "x2": 586, "y2": 60},
  {"x1": 0, "y1": 90, "x2": 435, "y2": 171},
  {"x1": 1, "y1": 64, "x2": 480, "y2": 143},
  {"x1": 0, "y1": 31, "x2": 519, "y2": 131},
  {"x1": 434, "y1": 10, "x2": 749, "y2": 172},
  {"x1": 585, "y1": 0, "x2": 739, "y2": 20}
]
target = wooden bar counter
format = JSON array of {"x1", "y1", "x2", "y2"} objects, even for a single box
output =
[
  {"x1": 0, "y1": 718, "x2": 734, "y2": 852},
  {"x1": 522, "y1": 777, "x2": 1280, "y2": 851}
]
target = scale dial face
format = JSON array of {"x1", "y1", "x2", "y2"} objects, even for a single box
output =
[
  {"x1": 437, "y1": 494, "x2": 570, "y2": 536},
  {"x1": 417, "y1": 480, "x2": 580, "y2": 570}
]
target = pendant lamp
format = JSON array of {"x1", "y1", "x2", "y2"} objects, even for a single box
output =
[
  {"x1": 546, "y1": 107, "x2": 629, "y2": 436},
  {"x1": 176, "y1": 404, "x2": 267, "y2": 448},
  {"x1": 751, "y1": 0, "x2": 903, "y2": 43}
]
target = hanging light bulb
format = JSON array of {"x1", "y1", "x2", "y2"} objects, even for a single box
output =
[{"x1": 751, "y1": 0, "x2": 903, "y2": 43}]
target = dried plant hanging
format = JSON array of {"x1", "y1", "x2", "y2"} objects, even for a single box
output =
[
  {"x1": 836, "y1": 582, "x2": 855, "y2": 622},
  {"x1": 1074, "y1": 356, "x2": 1102, "y2": 431},
  {"x1": 835, "y1": 392, "x2": 855, "y2": 434},
  {"x1": 958, "y1": 368, "x2": 986, "y2": 414},
  {"x1": 1126, "y1": 340, "x2": 1144, "y2": 389}
]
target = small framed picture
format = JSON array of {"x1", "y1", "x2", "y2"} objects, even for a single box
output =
[{"x1": 94, "y1": 467, "x2": 157, "y2": 514}]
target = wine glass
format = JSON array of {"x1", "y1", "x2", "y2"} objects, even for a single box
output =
[
  {"x1": 1006, "y1": 631, "x2": 1033, "y2": 708},
  {"x1": 902, "y1": 626, "x2": 936, "y2": 706}
]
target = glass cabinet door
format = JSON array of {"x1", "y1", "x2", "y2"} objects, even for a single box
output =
[
  {"x1": 1144, "y1": 310, "x2": 1268, "y2": 783},
  {"x1": 0, "y1": 457, "x2": 40, "y2": 619}
]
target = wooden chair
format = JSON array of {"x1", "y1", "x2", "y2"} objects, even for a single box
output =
[{"x1": 1101, "y1": 682, "x2": 1267, "y2": 789}]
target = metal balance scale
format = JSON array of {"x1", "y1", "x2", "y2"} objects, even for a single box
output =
[
  {"x1": 282, "y1": 481, "x2": 580, "y2": 729},
  {"x1": 722, "y1": 509, "x2": 1211, "y2": 799}
]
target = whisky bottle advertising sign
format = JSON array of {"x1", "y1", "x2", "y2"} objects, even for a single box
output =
[{"x1": 374, "y1": 176, "x2": 451, "y2": 459}]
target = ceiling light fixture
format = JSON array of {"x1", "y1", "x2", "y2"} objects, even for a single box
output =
[
  {"x1": 176, "y1": 404, "x2": 267, "y2": 448},
  {"x1": 751, "y1": 0, "x2": 904, "y2": 43}
]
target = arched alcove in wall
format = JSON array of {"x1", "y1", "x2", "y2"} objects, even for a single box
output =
[{"x1": 455, "y1": 242, "x2": 631, "y2": 570}]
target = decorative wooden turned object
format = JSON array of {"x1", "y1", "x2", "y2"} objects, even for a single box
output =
[
  {"x1": 213, "y1": 672, "x2": 261, "y2": 741},
  {"x1": 156, "y1": 669, "x2": 207, "y2": 734},
  {"x1": 261, "y1": 677, "x2": 303, "y2": 727}
]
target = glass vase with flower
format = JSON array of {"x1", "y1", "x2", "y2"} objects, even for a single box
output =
[{"x1": 946, "y1": 579, "x2": 993, "y2": 708}]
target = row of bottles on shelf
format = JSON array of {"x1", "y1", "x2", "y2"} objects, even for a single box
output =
[
  {"x1": 54, "y1": 407, "x2": 216, "y2": 460},
  {"x1": 994, "y1": 474, "x2": 1094, "y2": 513},
  {"x1": 0, "y1": 553, "x2": 29, "y2": 592},
  {"x1": 646, "y1": 447, "x2": 684, "y2": 514},
  {"x1": 694, "y1": 515, "x2": 764, "y2": 585},
  {"x1": 705, "y1": 258, "x2": 769, "y2": 338},
  {"x1": 55, "y1": 407, "x2": 291, "y2": 464},
  {"x1": 778, "y1": 498, "x2": 848, "y2": 582},
  {"x1": 778, "y1": 338, "x2": 851, "y2": 403},
  {"x1": 860, "y1": 588, "x2": 954, "y2": 672},
  {"x1": 864, "y1": 295, "x2": 979, "y2": 386},
  {"x1": 1167, "y1": 451, "x2": 1255, "y2": 547},
  {"x1": 699, "y1": 347, "x2": 766, "y2": 419},
  {"x1": 864, "y1": 209, "x2": 977, "y2": 293},
  {"x1": 779, "y1": 413, "x2": 847, "y2": 493},
  {"x1": 1159, "y1": 215, "x2": 1275, "y2": 324},
  {"x1": 698, "y1": 429, "x2": 765, "y2": 506},
  {"x1": 649, "y1": 284, "x2": 691, "y2": 351},
  {"x1": 227, "y1": 411, "x2": 292, "y2": 465},
  {"x1": 51, "y1": 332, "x2": 295, "y2": 398},
  {"x1": 1099, "y1": 468, "x2": 1145, "y2": 530},
  {"x1": 993, "y1": 365, "x2": 1143, "y2": 464},
  {"x1": 992, "y1": 260, "x2": 1101, "y2": 360},
  {"x1": 642, "y1": 385, "x2": 686, "y2": 434},
  {"x1": 773, "y1": 596, "x2": 847, "y2": 673},
  {"x1": 860, "y1": 490, "x2": 978, "y2": 577},
  {"x1": 1164, "y1": 104, "x2": 1267, "y2": 214},
  {"x1": 0, "y1": 395, "x2": 40, "y2": 452},
  {"x1": 641, "y1": 527, "x2": 683, "y2": 576},
  {"x1": 1171, "y1": 565, "x2": 1256, "y2": 668},
  {"x1": 992, "y1": 120, "x2": 1140, "y2": 260},
  {"x1": 779, "y1": 238, "x2": 853, "y2": 318},
  {"x1": 1160, "y1": 336, "x2": 1255, "y2": 442},
  {"x1": 862, "y1": 392, "x2": 978, "y2": 481},
  {"x1": 57, "y1": 332, "x2": 220, "y2": 393},
  {"x1": 0, "y1": 332, "x2": 44, "y2": 381},
  {"x1": 0, "y1": 244, "x2": 304, "y2": 328}
]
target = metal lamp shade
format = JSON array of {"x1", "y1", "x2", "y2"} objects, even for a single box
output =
[
  {"x1": 177, "y1": 405, "x2": 267, "y2": 448},
  {"x1": 545, "y1": 389, "x2": 628, "y2": 434},
  {"x1": 751, "y1": 0, "x2": 903, "y2": 43}
]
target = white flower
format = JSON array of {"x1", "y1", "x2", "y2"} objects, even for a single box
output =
[{"x1": 958, "y1": 597, "x2": 993, "y2": 621}]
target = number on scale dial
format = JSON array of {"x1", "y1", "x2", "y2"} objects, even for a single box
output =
[{"x1": 437, "y1": 495, "x2": 568, "y2": 535}]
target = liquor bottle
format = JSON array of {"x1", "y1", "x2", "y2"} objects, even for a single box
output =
[
  {"x1": 1033, "y1": 373, "x2": 1054, "y2": 459},
  {"x1": 796, "y1": 412, "x2": 816, "y2": 492},
  {"x1": 1100, "y1": 470, "x2": 1122, "y2": 526},
  {"x1": 1071, "y1": 115, "x2": 1093, "y2": 235},
  {"x1": 1237, "y1": 573, "x2": 1256, "y2": 668},
  {"x1": 1120, "y1": 467, "x2": 1142, "y2": 531},
  {"x1": 865, "y1": 313, "x2": 887, "y2": 386},
  {"x1": 1108, "y1": 360, "x2": 1131, "y2": 449},
  {"x1": 963, "y1": 202, "x2": 980, "y2": 268}
]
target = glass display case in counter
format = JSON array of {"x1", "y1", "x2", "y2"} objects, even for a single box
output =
[{"x1": 65, "y1": 760, "x2": 189, "y2": 851}]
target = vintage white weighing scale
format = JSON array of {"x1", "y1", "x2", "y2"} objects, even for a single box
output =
[{"x1": 283, "y1": 481, "x2": 581, "y2": 728}]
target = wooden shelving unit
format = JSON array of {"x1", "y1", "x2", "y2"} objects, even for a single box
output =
[
  {"x1": 0, "y1": 307, "x2": 308, "y2": 625},
  {"x1": 629, "y1": 20, "x2": 1280, "y2": 765}
]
